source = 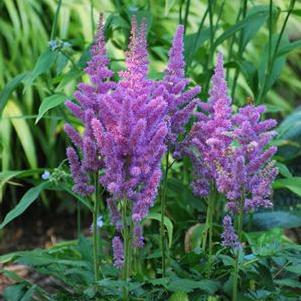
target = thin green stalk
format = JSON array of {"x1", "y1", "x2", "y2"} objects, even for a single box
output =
[
  {"x1": 183, "y1": 0, "x2": 191, "y2": 34},
  {"x1": 232, "y1": 197, "x2": 244, "y2": 301},
  {"x1": 226, "y1": 8, "x2": 242, "y2": 81},
  {"x1": 160, "y1": 151, "x2": 170, "y2": 277},
  {"x1": 50, "y1": 0, "x2": 63, "y2": 40},
  {"x1": 77, "y1": 201, "x2": 81, "y2": 238},
  {"x1": 268, "y1": 0, "x2": 273, "y2": 70},
  {"x1": 186, "y1": 7, "x2": 208, "y2": 71},
  {"x1": 258, "y1": 0, "x2": 296, "y2": 103},
  {"x1": 204, "y1": 0, "x2": 215, "y2": 95},
  {"x1": 122, "y1": 199, "x2": 132, "y2": 301},
  {"x1": 92, "y1": 173, "x2": 103, "y2": 281},
  {"x1": 202, "y1": 187, "x2": 215, "y2": 277},
  {"x1": 231, "y1": 0, "x2": 247, "y2": 100}
]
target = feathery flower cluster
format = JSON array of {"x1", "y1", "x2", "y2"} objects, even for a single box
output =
[
  {"x1": 187, "y1": 52, "x2": 232, "y2": 196},
  {"x1": 65, "y1": 15, "x2": 113, "y2": 196},
  {"x1": 186, "y1": 53, "x2": 278, "y2": 248},
  {"x1": 216, "y1": 105, "x2": 278, "y2": 213},
  {"x1": 221, "y1": 215, "x2": 240, "y2": 249},
  {"x1": 65, "y1": 16, "x2": 199, "y2": 268},
  {"x1": 162, "y1": 25, "x2": 201, "y2": 151},
  {"x1": 112, "y1": 236, "x2": 124, "y2": 269},
  {"x1": 91, "y1": 18, "x2": 168, "y2": 227}
]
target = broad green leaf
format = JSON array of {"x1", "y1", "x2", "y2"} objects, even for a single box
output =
[
  {"x1": 275, "y1": 162, "x2": 293, "y2": 178},
  {"x1": 3, "y1": 283, "x2": 27, "y2": 301},
  {"x1": 241, "y1": 5, "x2": 277, "y2": 50},
  {"x1": 250, "y1": 211, "x2": 301, "y2": 230},
  {"x1": 184, "y1": 28, "x2": 211, "y2": 63},
  {"x1": 274, "y1": 279, "x2": 301, "y2": 289},
  {"x1": 0, "y1": 72, "x2": 28, "y2": 115},
  {"x1": 23, "y1": 49, "x2": 58, "y2": 90},
  {"x1": 277, "y1": 40, "x2": 301, "y2": 57},
  {"x1": 4, "y1": 101, "x2": 37, "y2": 168},
  {"x1": 214, "y1": 7, "x2": 272, "y2": 48},
  {"x1": 273, "y1": 177, "x2": 301, "y2": 197},
  {"x1": 285, "y1": 264, "x2": 301, "y2": 275},
  {"x1": 169, "y1": 291, "x2": 189, "y2": 301},
  {"x1": 168, "y1": 278, "x2": 220, "y2": 294},
  {"x1": 35, "y1": 93, "x2": 66, "y2": 124},
  {"x1": 0, "y1": 182, "x2": 48, "y2": 229},
  {"x1": 146, "y1": 212, "x2": 173, "y2": 248},
  {"x1": 20, "y1": 285, "x2": 37, "y2": 301}
]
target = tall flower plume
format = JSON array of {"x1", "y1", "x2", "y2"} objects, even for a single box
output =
[
  {"x1": 186, "y1": 52, "x2": 232, "y2": 197},
  {"x1": 162, "y1": 25, "x2": 201, "y2": 151},
  {"x1": 65, "y1": 15, "x2": 114, "y2": 196},
  {"x1": 91, "y1": 17, "x2": 168, "y2": 229}
]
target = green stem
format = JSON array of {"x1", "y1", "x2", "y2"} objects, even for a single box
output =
[
  {"x1": 183, "y1": 0, "x2": 191, "y2": 34},
  {"x1": 231, "y1": 0, "x2": 247, "y2": 100},
  {"x1": 50, "y1": 0, "x2": 63, "y2": 40},
  {"x1": 257, "y1": 0, "x2": 296, "y2": 103},
  {"x1": 92, "y1": 173, "x2": 103, "y2": 282},
  {"x1": 122, "y1": 199, "x2": 132, "y2": 301},
  {"x1": 160, "y1": 151, "x2": 170, "y2": 277},
  {"x1": 232, "y1": 199, "x2": 244, "y2": 301},
  {"x1": 77, "y1": 201, "x2": 81, "y2": 238},
  {"x1": 202, "y1": 188, "x2": 215, "y2": 277}
]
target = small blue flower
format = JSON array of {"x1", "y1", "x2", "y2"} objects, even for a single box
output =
[
  {"x1": 90, "y1": 215, "x2": 104, "y2": 232},
  {"x1": 97, "y1": 215, "x2": 104, "y2": 228},
  {"x1": 41, "y1": 170, "x2": 51, "y2": 180},
  {"x1": 48, "y1": 40, "x2": 58, "y2": 50}
]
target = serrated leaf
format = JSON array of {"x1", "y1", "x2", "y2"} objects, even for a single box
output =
[
  {"x1": 285, "y1": 264, "x2": 301, "y2": 275},
  {"x1": 0, "y1": 182, "x2": 48, "y2": 229},
  {"x1": 35, "y1": 93, "x2": 66, "y2": 124}
]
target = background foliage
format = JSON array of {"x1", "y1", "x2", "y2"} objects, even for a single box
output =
[{"x1": 0, "y1": 0, "x2": 301, "y2": 300}]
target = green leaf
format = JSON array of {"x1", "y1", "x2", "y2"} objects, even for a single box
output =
[
  {"x1": 0, "y1": 182, "x2": 48, "y2": 229},
  {"x1": 285, "y1": 264, "x2": 301, "y2": 275},
  {"x1": 145, "y1": 212, "x2": 173, "y2": 248},
  {"x1": 169, "y1": 291, "x2": 189, "y2": 301},
  {"x1": 3, "y1": 283, "x2": 27, "y2": 301},
  {"x1": 275, "y1": 162, "x2": 292, "y2": 178},
  {"x1": 250, "y1": 211, "x2": 301, "y2": 230},
  {"x1": 0, "y1": 72, "x2": 28, "y2": 115},
  {"x1": 277, "y1": 40, "x2": 301, "y2": 57},
  {"x1": 20, "y1": 285, "x2": 36, "y2": 301},
  {"x1": 274, "y1": 278, "x2": 301, "y2": 289},
  {"x1": 4, "y1": 101, "x2": 37, "y2": 168},
  {"x1": 35, "y1": 93, "x2": 66, "y2": 124},
  {"x1": 214, "y1": 7, "x2": 272, "y2": 48},
  {"x1": 23, "y1": 49, "x2": 58, "y2": 90},
  {"x1": 273, "y1": 177, "x2": 301, "y2": 197},
  {"x1": 168, "y1": 278, "x2": 220, "y2": 294},
  {"x1": 241, "y1": 5, "x2": 277, "y2": 50},
  {"x1": 165, "y1": 0, "x2": 177, "y2": 16}
]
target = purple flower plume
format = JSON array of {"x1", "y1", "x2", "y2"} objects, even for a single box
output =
[
  {"x1": 162, "y1": 25, "x2": 201, "y2": 150},
  {"x1": 221, "y1": 215, "x2": 240, "y2": 249},
  {"x1": 186, "y1": 52, "x2": 232, "y2": 197},
  {"x1": 91, "y1": 18, "x2": 168, "y2": 225},
  {"x1": 112, "y1": 236, "x2": 124, "y2": 269}
]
